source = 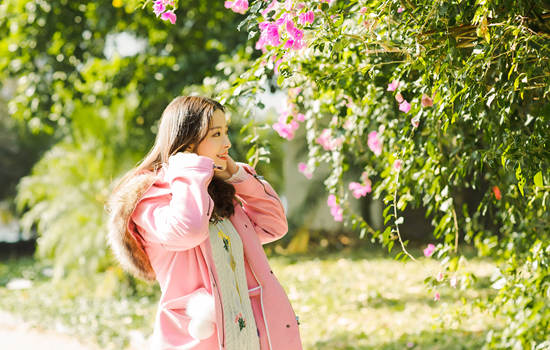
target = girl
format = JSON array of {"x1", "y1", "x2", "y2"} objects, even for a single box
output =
[{"x1": 106, "y1": 96, "x2": 302, "y2": 350}]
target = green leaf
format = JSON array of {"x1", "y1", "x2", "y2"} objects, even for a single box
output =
[
  {"x1": 516, "y1": 164, "x2": 526, "y2": 196},
  {"x1": 534, "y1": 171, "x2": 544, "y2": 187},
  {"x1": 277, "y1": 75, "x2": 285, "y2": 87}
]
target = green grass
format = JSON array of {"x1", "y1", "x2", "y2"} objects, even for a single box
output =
[{"x1": 0, "y1": 248, "x2": 499, "y2": 349}]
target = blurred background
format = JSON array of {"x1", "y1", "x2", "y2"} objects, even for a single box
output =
[{"x1": 0, "y1": 0, "x2": 497, "y2": 349}]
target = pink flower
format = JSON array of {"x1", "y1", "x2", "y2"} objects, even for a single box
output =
[
  {"x1": 395, "y1": 93, "x2": 404, "y2": 103},
  {"x1": 398, "y1": 7, "x2": 404, "y2": 13},
  {"x1": 153, "y1": 0, "x2": 166, "y2": 17},
  {"x1": 394, "y1": 159, "x2": 402, "y2": 171},
  {"x1": 359, "y1": 6, "x2": 367, "y2": 14},
  {"x1": 411, "y1": 117, "x2": 419, "y2": 128},
  {"x1": 160, "y1": 10, "x2": 177, "y2": 24},
  {"x1": 434, "y1": 292, "x2": 440, "y2": 301},
  {"x1": 423, "y1": 244, "x2": 435, "y2": 257},
  {"x1": 349, "y1": 182, "x2": 372, "y2": 199},
  {"x1": 297, "y1": 2, "x2": 305, "y2": 9},
  {"x1": 387, "y1": 80, "x2": 399, "y2": 91},
  {"x1": 316, "y1": 129, "x2": 341, "y2": 151},
  {"x1": 367, "y1": 131, "x2": 382, "y2": 156},
  {"x1": 437, "y1": 272, "x2": 444, "y2": 282},
  {"x1": 450, "y1": 276, "x2": 457, "y2": 288},
  {"x1": 421, "y1": 94, "x2": 434, "y2": 108},
  {"x1": 225, "y1": 0, "x2": 249, "y2": 14},
  {"x1": 298, "y1": 163, "x2": 313, "y2": 179},
  {"x1": 298, "y1": 10, "x2": 315, "y2": 25},
  {"x1": 273, "y1": 113, "x2": 299, "y2": 140},
  {"x1": 285, "y1": 0, "x2": 293, "y2": 11},
  {"x1": 327, "y1": 194, "x2": 337, "y2": 207},
  {"x1": 297, "y1": 113, "x2": 305, "y2": 122},
  {"x1": 399, "y1": 100, "x2": 411, "y2": 113}
]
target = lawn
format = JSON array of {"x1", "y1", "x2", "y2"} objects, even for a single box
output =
[{"x1": 0, "y1": 247, "x2": 499, "y2": 349}]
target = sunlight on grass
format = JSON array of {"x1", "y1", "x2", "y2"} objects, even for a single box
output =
[{"x1": 0, "y1": 250, "x2": 498, "y2": 349}]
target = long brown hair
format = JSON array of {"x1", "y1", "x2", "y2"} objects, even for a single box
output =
[{"x1": 113, "y1": 95, "x2": 236, "y2": 222}]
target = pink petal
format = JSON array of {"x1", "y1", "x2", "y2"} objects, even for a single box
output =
[
  {"x1": 298, "y1": 163, "x2": 307, "y2": 173},
  {"x1": 359, "y1": 6, "x2": 367, "y2": 14},
  {"x1": 395, "y1": 93, "x2": 404, "y2": 103},
  {"x1": 398, "y1": 7, "x2": 404, "y2": 13},
  {"x1": 411, "y1": 118, "x2": 419, "y2": 128},
  {"x1": 399, "y1": 100, "x2": 411, "y2": 113},
  {"x1": 434, "y1": 292, "x2": 440, "y2": 301},
  {"x1": 394, "y1": 159, "x2": 402, "y2": 171},
  {"x1": 436, "y1": 272, "x2": 443, "y2": 282},
  {"x1": 450, "y1": 276, "x2": 457, "y2": 288},
  {"x1": 423, "y1": 244, "x2": 435, "y2": 257},
  {"x1": 421, "y1": 94, "x2": 434, "y2": 108},
  {"x1": 327, "y1": 195, "x2": 337, "y2": 207},
  {"x1": 224, "y1": 1, "x2": 234, "y2": 9}
]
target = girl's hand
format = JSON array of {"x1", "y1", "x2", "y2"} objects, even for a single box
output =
[{"x1": 213, "y1": 154, "x2": 239, "y2": 181}]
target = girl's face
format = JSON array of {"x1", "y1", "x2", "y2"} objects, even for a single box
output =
[{"x1": 196, "y1": 109, "x2": 231, "y2": 170}]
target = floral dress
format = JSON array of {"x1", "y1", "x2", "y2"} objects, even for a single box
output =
[{"x1": 209, "y1": 217, "x2": 261, "y2": 350}]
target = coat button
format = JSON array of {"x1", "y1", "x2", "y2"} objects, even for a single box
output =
[
  {"x1": 270, "y1": 271, "x2": 273, "y2": 274},
  {"x1": 286, "y1": 324, "x2": 290, "y2": 328},
  {"x1": 245, "y1": 224, "x2": 248, "y2": 228}
]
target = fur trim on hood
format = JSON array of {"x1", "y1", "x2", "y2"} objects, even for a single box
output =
[{"x1": 106, "y1": 172, "x2": 157, "y2": 282}]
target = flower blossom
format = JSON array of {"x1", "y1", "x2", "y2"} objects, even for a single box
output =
[
  {"x1": 387, "y1": 80, "x2": 399, "y2": 91},
  {"x1": 297, "y1": 113, "x2": 305, "y2": 122},
  {"x1": 272, "y1": 112, "x2": 299, "y2": 140},
  {"x1": 327, "y1": 195, "x2": 343, "y2": 221},
  {"x1": 398, "y1": 7, "x2": 404, "y2": 13},
  {"x1": 399, "y1": 100, "x2": 411, "y2": 113},
  {"x1": 285, "y1": 0, "x2": 293, "y2": 11},
  {"x1": 367, "y1": 131, "x2": 382, "y2": 156},
  {"x1": 153, "y1": 0, "x2": 166, "y2": 17},
  {"x1": 423, "y1": 244, "x2": 435, "y2": 257},
  {"x1": 298, "y1": 10, "x2": 315, "y2": 25},
  {"x1": 421, "y1": 94, "x2": 434, "y2": 107},
  {"x1": 395, "y1": 93, "x2": 404, "y2": 103},
  {"x1": 316, "y1": 129, "x2": 342, "y2": 151},
  {"x1": 411, "y1": 117, "x2": 420, "y2": 128},
  {"x1": 349, "y1": 181, "x2": 372, "y2": 199},
  {"x1": 359, "y1": 6, "x2": 368, "y2": 14},
  {"x1": 160, "y1": 10, "x2": 177, "y2": 24},
  {"x1": 394, "y1": 159, "x2": 402, "y2": 171},
  {"x1": 434, "y1": 292, "x2": 441, "y2": 301},
  {"x1": 225, "y1": 0, "x2": 249, "y2": 14},
  {"x1": 437, "y1": 272, "x2": 444, "y2": 282},
  {"x1": 298, "y1": 163, "x2": 313, "y2": 179},
  {"x1": 450, "y1": 276, "x2": 457, "y2": 288}
]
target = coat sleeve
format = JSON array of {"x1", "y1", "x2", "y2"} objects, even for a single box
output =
[
  {"x1": 132, "y1": 153, "x2": 215, "y2": 251},
  {"x1": 232, "y1": 163, "x2": 288, "y2": 245}
]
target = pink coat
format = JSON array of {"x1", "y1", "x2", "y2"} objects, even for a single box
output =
[{"x1": 106, "y1": 153, "x2": 302, "y2": 350}]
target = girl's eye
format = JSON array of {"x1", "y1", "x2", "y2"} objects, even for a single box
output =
[{"x1": 213, "y1": 132, "x2": 221, "y2": 137}]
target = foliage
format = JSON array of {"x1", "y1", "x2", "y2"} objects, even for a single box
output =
[
  {"x1": 0, "y1": 249, "x2": 497, "y2": 349},
  {"x1": 212, "y1": 0, "x2": 550, "y2": 348}
]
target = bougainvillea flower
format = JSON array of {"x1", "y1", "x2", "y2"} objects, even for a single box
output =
[
  {"x1": 387, "y1": 80, "x2": 399, "y2": 91},
  {"x1": 450, "y1": 276, "x2": 457, "y2": 288},
  {"x1": 297, "y1": 113, "x2": 305, "y2": 122},
  {"x1": 273, "y1": 122, "x2": 296, "y2": 140},
  {"x1": 394, "y1": 159, "x2": 403, "y2": 171},
  {"x1": 330, "y1": 205, "x2": 343, "y2": 221},
  {"x1": 367, "y1": 131, "x2": 382, "y2": 156},
  {"x1": 395, "y1": 93, "x2": 404, "y2": 103},
  {"x1": 411, "y1": 117, "x2": 420, "y2": 128},
  {"x1": 434, "y1": 292, "x2": 441, "y2": 301},
  {"x1": 225, "y1": 0, "x2": 249, "y2": 14},
  {"x1": 298, "y1": 162, "x2": 313, "y2": 179},
  {"x1": 316, "y1": 129, "x2": 332, "y2": 150},
  {"x1": 285, "y1": 0, "x2": 293, "y2": 11},
  {"x1": 160, "y1": 10, "x2": 177, "y2": 24},
  {"x1": 399, "y1": 100, "x2": 411, "y2": 113},
  {"x1": 286, "y1": 19, "x2": 295, "y2": 33},
  {"x1": 398, "y1": 7, "x2": 404, "y2": 13},
  {"x1": 298, "y1": 10, "x2": 315, "y2": 25},
  {"x1": 437, "y1": 272, "x2": 444, "y2": 282},
  {"x1": 493, "y1": 186, "x2": 501, "y2": 200},
  {"x1": 421, "y1": 94, "x2": 434, "y2": 107},
  {"x1": 327, "y1": 194, "x2": 337, "y2": 207},
  {"x1": 359, "y1": 6, "x2": 368, "y2": 14},
  {"x1": 423, "y1": 244, "x2": 435, "y2": 257},
  {"x1": 153, "y1": 0, "x2": 166, "y2": 17},
  {"x1": 349, "y1": 182, "x2": 372, "y2": 199}
]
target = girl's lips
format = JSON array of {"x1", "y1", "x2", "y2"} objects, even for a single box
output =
[{"x1": 217, "y1": 155, "x2": 228, "y2": 160}]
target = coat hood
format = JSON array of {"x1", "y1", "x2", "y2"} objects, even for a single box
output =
[{"x1": 106, "y1": 172, "x2": 157, "y2": 282}]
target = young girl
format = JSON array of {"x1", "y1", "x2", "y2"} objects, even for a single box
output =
[{"x1": 106, "y1": 96, "x2": 302, "y2": 350}]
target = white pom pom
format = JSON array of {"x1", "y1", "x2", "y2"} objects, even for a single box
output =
[
  {"x1": 186, "y1": 292, "x2": 216, "y2": 340},
  {"x1": 188, "y1": 318, "x2": 216, "y2": 340},
  {"x1": 186, "y1": 292, "x2": 216, "y2": 322}
]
